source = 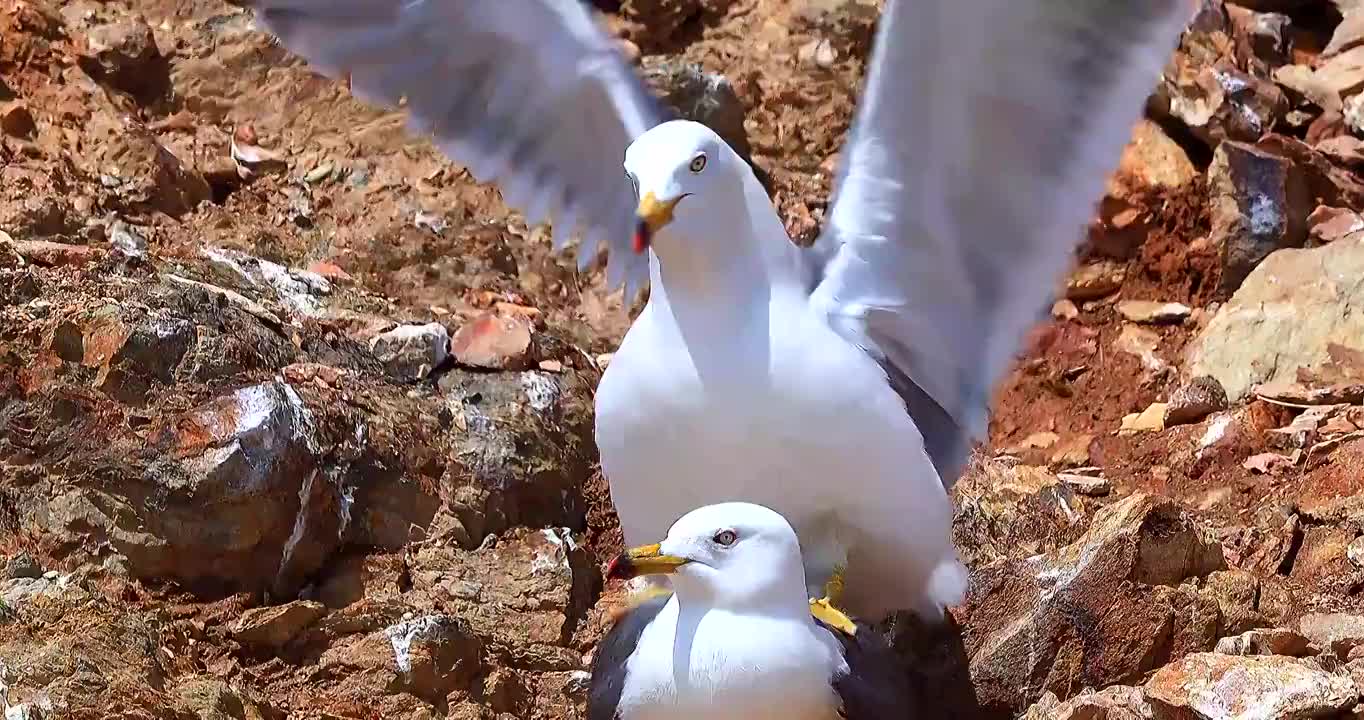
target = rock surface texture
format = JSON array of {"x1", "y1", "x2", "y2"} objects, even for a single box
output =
[{"x1": 6, "y1": 0, "x2": 1364, "y2": 718}]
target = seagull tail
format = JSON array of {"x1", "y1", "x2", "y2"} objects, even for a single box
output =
[{"x1": 920, "y1": 555, "x2": 968, "y2": 619}]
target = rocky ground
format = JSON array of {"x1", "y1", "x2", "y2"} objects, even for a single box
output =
[{"x1": 6, "y1": 0, "x2": 1364, "y2": 717}]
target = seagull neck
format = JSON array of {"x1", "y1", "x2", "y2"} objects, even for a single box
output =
[
  {"x1": 649, "y1": 173, "x2": 802, "y2": 311},
  {"x1": 670, "y1": 576, "x2": 814, "y2": 621}
]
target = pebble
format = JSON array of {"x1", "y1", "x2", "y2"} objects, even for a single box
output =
[{"x1": 1116, "y1": 300, "x2": 1192, "y2": 324}]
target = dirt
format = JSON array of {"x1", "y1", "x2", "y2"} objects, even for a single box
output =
[{"x1": 6, "y1": 0, "x2": 1364, "y2": 718}]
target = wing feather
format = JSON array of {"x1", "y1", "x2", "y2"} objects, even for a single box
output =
[
  {"x1": 809, "y1": 0, "x2": 1191, "y2": 486},
  {"x1": 250, "y1": 0, "x2": 663, "y2": 293}
]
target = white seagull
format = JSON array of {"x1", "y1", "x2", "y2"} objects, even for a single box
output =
[
  {"x1": 251, "y1": 0, "x2": 1190, "y2": 622},
  {"x1": 589, "y1": 501, "x2": 914, "y2": 720}
]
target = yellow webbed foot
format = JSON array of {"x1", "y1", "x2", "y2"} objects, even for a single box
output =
[
  {"x1": 809, "y1": 563, "x2": 855, "y2": 635},
  {"x1": 810, "y1": 596, "x2": 857, "y2": 636}
]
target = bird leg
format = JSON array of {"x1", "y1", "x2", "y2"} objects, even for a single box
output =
[{"x1": 809, "y1": 563, "x2": 856, "y2": 636}]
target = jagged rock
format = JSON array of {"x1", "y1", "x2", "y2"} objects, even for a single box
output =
[
  {"x1": 174, "y1": 678, "x2": 275, "y2": 720},
  {"x1": 1214, "y1": 628, "x2": 1312, "y2": 656},
  {"x1": 82, "y1": 117, "x2": 210, "y2": 217},
  {"x1": 77, "y1": 19, "x2": 164, "y2": 98},
  {"x1": 1187, "y1": 239, "x2": 1364, "y2": 403},
  {"x1": 1150, "y1": 4, "x2": 1287, "y2": 147},
  {"x1": 382, "y1": 615, "x2": 483, "y2": 705},
  {"x1": 1145, "y1": 653, "x2": 1358, "y2": 720},
  {"x1": 1165, "y1": 376, "x2": 1230, "y2": 427},
  {"x1": 963, "y1": 494, "x2": 1226, "y2": 715},
  {"x1": 201, "y1": 247, "x2": 331, "y2": 319},
  {"x1": 1199, "y1": 570, "x2": 1270, "y2": 635},
  {"x1": 1308, "y1": 205, "x2": 1364, "y2": 246},
  {"x1": 1299, "y1": 613, "x2": 1364, "y2": 659},
  {"x1": 5, "y1": 552, "x2": 42, "y2": 580},
  {"x1": 1021, "y1": 686, "x2": 1152, "y2": 720},
  {"x1": 370, "y1": 323, "x2": 450, "y2": 381},
  {"x1": 232, "y1": 600, "x2": 327, "y2": 649},
  {"x1": 1206, "y1": 141, "x2": 1310, "y2": 293},
  {"x1": 642, "y1": 59, "x2": 753, "y2": 165},
  {"x1": 0, "y1": 100, "x2": 35, "y2": 138},
  {"x1": 1227, "y1": 5, "x2": 1291, "y2": 74},
  {"x1": 435, "y1": 370, "x2": 596, "y2": 542},
  {"x1": 409, "y1": 528, "x2": 596, "y2": 647},
  {"x1": 1324, "y1": 12, "x2": 1364, "y2": 59},
  {"x1": 32, "y1": 380, "x2": 345, "y2": 598}
]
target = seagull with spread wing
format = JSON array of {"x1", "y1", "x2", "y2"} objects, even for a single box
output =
[{"x1": 252, "y1": 0, "x2": 1189, "y2": 628}]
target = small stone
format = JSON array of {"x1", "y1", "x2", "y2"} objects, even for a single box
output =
[
  {"x1": 369, "y1": 323, "x2": 450, "y2": 381},
  {"x1": 1215, "y1": 627, "x2": 1313, "y2": 657},
  {"x1": 303, "y1": 163, "x2": 334, "y2": 184},
  {"x1": 596, "y1": 353, "x2": 614, "y2": 369},
  {"x1": 537, "y1": 360, "x2": 564, "y2": 373},
  {"x1": 5, "y1": 552, "x2": 41, "y2": 580},
  {"x1": 1116, "y1": 300, "x2": 1191, "y2": 324},
  {"x1": 1307, "y1": 205, "x2": 1364, "y2": 245},
  {"x1": 1165, "y1": 376, "x2": 1229, "y2": 427},
  {"x1": 1057, "y1": 472, "x2": 1110, "y2": 497},
  {"x1": 1066, "y1": 261, "x2": 1126, "y2": 301},
  {"x1": 306, "y1": 260, "x2": 353, "y2": 283},
  {"x1": 1348, "y1": 536, "x2": 1364, "y2": 568},
  {"x1": 1051, "y1": 299, "x2": 1079, "y2": 320},
  {"x1": 451, "y1": 313, "x2": 534, "y2": 371},
  {"x1": 1120, "y1": 403, "x2": 1167, "y2": 434},
  {"x1": 232, "y1": 600, "x2": 326, "y2": 649},
  {"x1": 1114, "y1": 325, "x2": 1165, "y2": 372}
]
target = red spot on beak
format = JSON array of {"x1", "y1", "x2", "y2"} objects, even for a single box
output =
[
  {"x1": 633, "y1": 220, "x2": 651, "y2": 254},
  {"x1": 605, "y1": 553, "x2": 628, "y2": 580}
]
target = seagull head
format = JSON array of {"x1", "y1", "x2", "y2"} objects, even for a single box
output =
[
  {"x1": 606, "y1": 502, "x2": 810, "y2": 611},
  {"x1": 623, "y1": 120, "x2": 749, "y2": 258}
]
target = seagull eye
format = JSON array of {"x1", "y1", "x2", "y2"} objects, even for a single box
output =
[
  {"x1": 625, "y1": 170, "x2": 639, "y2": 199},
  {"x1": 712, "y1": 529, "x2": 738, "y2": 547},
  {"x1": 689, "y1": 154, "x2": 707, "y2": 173}
]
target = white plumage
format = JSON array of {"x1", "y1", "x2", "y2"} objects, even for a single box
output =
[{"x1": 250, "y1": 0, "x2": 1192, "y2": 619}]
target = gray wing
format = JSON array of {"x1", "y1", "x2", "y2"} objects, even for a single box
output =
[
  {"x1": 818, "y1": 618, "x2": 919, "y2": 719},
  {"x1": 587, "y1": 594, "x2": 668, "y2": 720},
  {"x1": 807, "y1": 0, "x2": 1190, "y2": 487},
  {"x1": 250, "y1": 0, "x2": 664, "y2": 297}
]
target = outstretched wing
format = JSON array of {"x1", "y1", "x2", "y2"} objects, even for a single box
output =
[
  {"x1": 808, "y1": 0, "x2": 1190, "y2": 486},
  {"x1": 251, "y1": 0, "x2": 665, "y2": 297}
]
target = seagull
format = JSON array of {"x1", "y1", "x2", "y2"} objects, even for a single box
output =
[
  {"x1": 588, "y1": 502, "x2": 915, "y2": 720},
  {"x1": 250, "y1": 0, "x2": 1190, "y2": 622}
]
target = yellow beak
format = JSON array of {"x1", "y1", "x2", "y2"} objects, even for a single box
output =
[
  {"x1": 636, "y1": 192, "x2": 682, "y2": 233},
  {"x1": 605, "y1": 542, "x2": 691, "y2": 580}
]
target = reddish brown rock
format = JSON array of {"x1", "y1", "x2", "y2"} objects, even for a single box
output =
[
  {"x1": 1206, "y1": 141, "x2": 1310, "y2": 293},
  {"x1": 233, "y1": 600, "x2": 327, "y2": 649},
  {"x1": 13, "y1": 240, "x2": 102, "y2": 267},
  {"x1": 451, "y1": 312, "x2": 535, "y2": 370},
  {"x1": 1146, "y1": 653, "x2": 1358, "y2": 720},
  {"x1": 963, "y1": 494, "x2": 1226, "y2": 715}
]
